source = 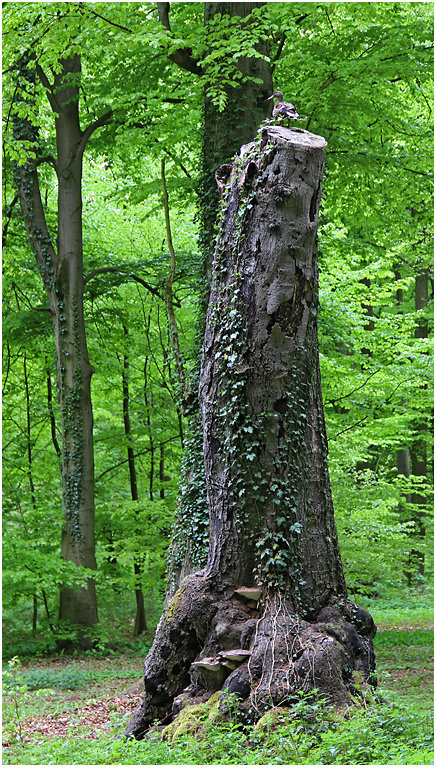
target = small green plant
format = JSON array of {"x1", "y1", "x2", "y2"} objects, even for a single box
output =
[
  {"x1": 17, "y1": 666, "x2": 91, "y2": 691},
  {"x1": 2, "y1": 656, "x2": 29, "y2": 748},
  {"x1": 310, "y1": 703, "x2": 433, "y2": 765}
]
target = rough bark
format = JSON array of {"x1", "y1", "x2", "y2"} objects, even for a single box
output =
[
  {"x1": 168, "y1": 1, "x2": 273, "y2": 593},
  {"x1": 125, "y1": 127, "x2": 376, "y2": 739}
]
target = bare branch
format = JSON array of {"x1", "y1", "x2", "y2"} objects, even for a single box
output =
[
  {"x1": 84, "y1": 266, "x2": 178, "y2": 304},
  {"x1": 85, "y1": 7, "x2": 133, "y2": 33},
  {"x1": 327, "y1": 369, "x2": 380, "y2": 406},
  {"x1": 95, "y1": 435, "x2": 178, "y2": 482},
  {"x1": 271, "y1": 33, "x2": 286, "y2": 74},
  {"x1": 35, "y1": 64, "x2": 61, "y2": 113},
  {"x1": 2, "y1": 194, "x2": 18, "y2": 247},
  {"x1": 333, "y1": 416, "x2": 368, "y2": 439}
]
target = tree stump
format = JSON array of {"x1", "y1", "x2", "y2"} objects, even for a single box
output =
[{"x1": 125, "y1": 125, "x2": 376, "y2": 739}]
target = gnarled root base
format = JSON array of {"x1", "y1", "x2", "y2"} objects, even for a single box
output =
[{"x1": 125, "y1": 575, "x2": 376, "y2": 739}]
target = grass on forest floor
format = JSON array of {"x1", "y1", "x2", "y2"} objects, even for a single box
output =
[{"x1": 2, "y1": 598, "x2": 434, "y2": 766}]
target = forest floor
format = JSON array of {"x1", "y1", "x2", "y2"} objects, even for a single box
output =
[{"x1": 2, "y1": 601, "x2": 434, "y2": 765}]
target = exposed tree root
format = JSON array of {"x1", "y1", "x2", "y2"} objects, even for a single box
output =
[
  {"x1": 125, "y1": 575, "x2": 375, "y2": 739},
  {"x1": 125, "y1": 125, "x2": 377, "y2": 741}
]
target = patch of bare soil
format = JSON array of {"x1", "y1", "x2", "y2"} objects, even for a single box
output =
[
  {"x1": 4, "y1": 692, "x2": 142, "y2": 745},
  {"x1": 375, "y1": 623, "x2": 433, "y2": 631}
]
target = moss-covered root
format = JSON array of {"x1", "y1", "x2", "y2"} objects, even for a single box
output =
[
  {"x1": 162, "y1": 691, "x2": 221, "y2": 743},
  {"x1": 125, "y1": 573, "x2": 217, "y2": 739},
  {"x1": 125, "y1": 585, "x2": 375, "y2": 740}
]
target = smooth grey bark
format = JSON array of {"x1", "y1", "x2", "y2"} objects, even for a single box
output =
[
  {"x1": 14, "y1": 54, "x2": 104, "y2": 646},
  {"x1": 53, "y1": 56, "x2": 99, "y2": 642},
  {"x1": 125, "y1": 127, "x2": 375, "y2": 739},
  {"x1": 202, "y1": 1, "x2": 273, "y2": 282},
  {"x1": 121, "y1": 329, "x2": 147, "y2": 637},
  {"x1": 407, "y1": 268, "x2": 429, "y2": 580}
]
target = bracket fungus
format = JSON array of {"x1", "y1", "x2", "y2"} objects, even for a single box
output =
[
  {"x1": 219, "y1": 649, "x2": 252, "y2": 662},
  {"x1": 192, "y1": 657, "x2": 222, "y2": 672},
  {"x1": 218, "y1": 649, "x2": 252, "y2": 669},
  {"x1": 234, "y1": 586, "x2": 263, "y2": 602}
]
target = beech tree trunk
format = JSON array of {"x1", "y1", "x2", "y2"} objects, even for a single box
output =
[
  {"x1": 14, "y1": 54, "x2": 99, "y2": 647},
  {"x1": 121, "y1": 330, "x2": 147, "y2": 637},
  {"x1": 125, "y1": 127, "x2": 376, "y2": 739},
  {"x1": 407, "y1": 268, "x2": 429, "y2": 580}
]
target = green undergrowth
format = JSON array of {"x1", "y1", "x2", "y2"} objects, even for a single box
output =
[
  {"x1": 375, "y1": 628, "x2": 433, "y2": 648},
  {"x1": 3, "y1": 662, "x2": 140, "y2": 692},
  {"x1": 3, "y1": 622, "x2": 433, "y2": 765},
  {"x1": 358, "y1": 589, "x2": 433, "y2": 630},
  {"x1": 2, "y1": 634, "x2": 152, "y2": 663},
  {"x1": 3, "y1": 699, "x2": 433, "y2": 765}
]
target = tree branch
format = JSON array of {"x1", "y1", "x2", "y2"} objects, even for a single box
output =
[
  {"x1": 333, "y1": 415, "x2": 368, "y2": 439},
  {"x1": 46, "y1": 363, "x2": 62, "y2": 459},
  {"x1": 84, "y1": 266, "x2": 180, "y2": 304},
  {"x1": 156, "y1": 2, "x2": 202, "y2": 75},
  {"x1": 2, "y1": 194, "x2": 18, "y2": 247},
  {"x1": 35, "y1": 64, "x2": 61, "y2": 114},
  {"x1": 10, "y1": 281, "x2": 51, "y2": 313},
  {"x1": 79, "y1": 109, "x2": 114, "y2": 154},
  {"x1": 35, "y1": 154, "x2": 58, "y2": 174},
  {"x1": 327, "y1": 369, "x2": 380, "y2": 406},
  {"x1": 271, "y1": 33, "x2": 286, "y2": 74},
  {"x1": 85, "y1": 7, "x2": 133, "y2": 33},
  {"x1": 95, "y1": 436, "x2": 178, "y2": 482}
]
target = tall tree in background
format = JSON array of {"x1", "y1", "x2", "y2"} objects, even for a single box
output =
[
  {"x1": 11, "y1": 49, "x2": 112, "y2": 645},
  {"x1": 407, "y1": 266, "x2": 430, "y2": 580}
]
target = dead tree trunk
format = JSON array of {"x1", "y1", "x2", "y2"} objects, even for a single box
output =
[
  {"x1": 125, "y1": 126, "x2": 376, "y2": 739},
  {"x1": 166, "y1": 2, "x2": 273, "y2": 593}
]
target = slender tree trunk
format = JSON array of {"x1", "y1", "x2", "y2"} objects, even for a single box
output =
[
  {"x1": 394, "y1": 270, "x2": 413, "y2": 582},
  {"x1": 23, "y1": 351, "x2": 38, "y2": 637},
  {"x1": 46, "y1": 362, "x2": 62, "y2": 459},
  {"x1": 32, "y1": 596, "x2": 38, "y2": 637},
  {"x1": 159, "y1": 444, "x2": 166, "y2": 500},
  {"x1": 125, "y1": 127, "x2": 375, "y2": 739},
  {"x1": 14, "y1": 55, "x2": 98, "y2": 648},
  {"x1": 201, "y1": 2, "x2": 273, "y2": 282},
  {"x1": 143, "y1": 356, "x2": 155, "y2": 501},
  {"x1": 41, "y1": 588, "x2": 55, "y2": 635},
  {"x1": 122, "y1": 328, "x2": 147, "y2": 637},
  {"x1": 408, "y1": 268, "x2": 429, "y2": 580},
  {"x1": 23, "y1": 352, "x2": 36, "y2": 508}
]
